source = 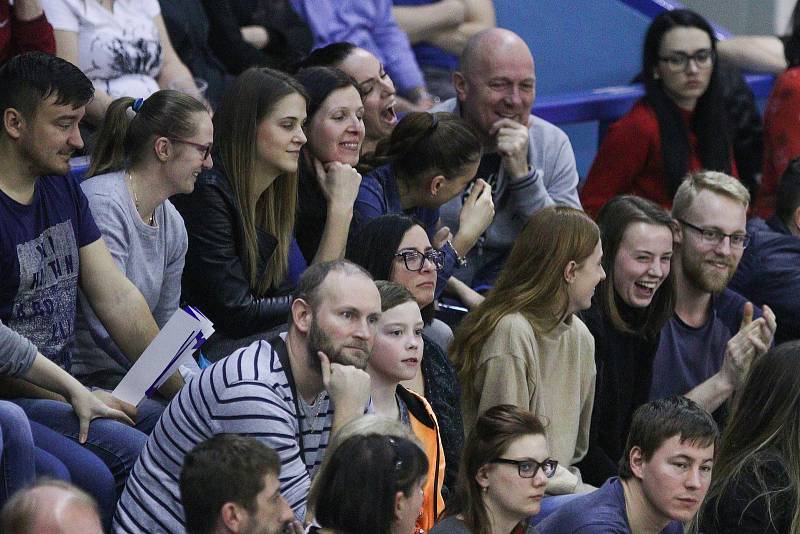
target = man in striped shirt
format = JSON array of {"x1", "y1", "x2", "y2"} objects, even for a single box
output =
[{"x1": 113, "y1": 260, "x2": 381, "y2": 533}]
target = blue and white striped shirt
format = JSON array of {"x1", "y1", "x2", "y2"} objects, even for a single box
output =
[{"x1": 113, "y1": 336, "x2": 332, "y2": 533}]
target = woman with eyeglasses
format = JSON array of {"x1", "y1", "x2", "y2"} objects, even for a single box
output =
[
  {"x1": 308, "y1": 432, "x2": 429, "y2": 534},
  {"x1": 450, "y1": 206, "x2": 605, "y2": 497},
  {"x1": 172, "y1": 68, "x2": 314, "y2": 357},
  {"x1": 580, "y1": 9, "x2": 735, "y2": 217},
  {"x1": 347, "y1": 214, "x2": 464, "y2": 498},
  {"x1": 355, "y1": 111, "x2": 492, "y2": 307},
  {"x1": 431, "y1": 404, "x2": 553, "y2": 534},
  {"x1": 75, "y1": 91, "x2": 211, "y2": 402}
]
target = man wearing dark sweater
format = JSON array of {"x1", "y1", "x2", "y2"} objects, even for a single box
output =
[
  {"x1": 538, "y1": 396, "x2": 717, "y2": 534},
  {"x1": 649, "y1": 171, "x2": 776, "y2": 412}
]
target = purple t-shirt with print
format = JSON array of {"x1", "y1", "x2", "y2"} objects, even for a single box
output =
[{"x1": 0, "y1": 175, "x2": 101, "y2": 370}]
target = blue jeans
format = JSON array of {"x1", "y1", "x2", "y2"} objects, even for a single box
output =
[
  {"x1": 13, "y1": 398, "x2": 147, "y2": 499},
  {"x1": 29, "y1": 419, "x2": 117, "y2": 529},
  {"x1": 0, "y1": 400, "x2": 35, "y2": 505}
]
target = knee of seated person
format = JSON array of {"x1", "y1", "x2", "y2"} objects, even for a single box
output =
[{"x1": 0, "y1": 480, "x2": 103, "y2": 534}]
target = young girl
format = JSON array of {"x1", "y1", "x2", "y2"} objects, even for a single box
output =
[
  {"x1": 369, "y1": 281, "x2": 446, "y2": 531},
  {"x1": 347, "y1": 215, "x2": 464, "y2": 493},
  {"x1": 578, "y1": 196, "x2": 675, "y2": 487},
  {"x1": 451, "y1": 206, "x2": 605, "y2": 495}
]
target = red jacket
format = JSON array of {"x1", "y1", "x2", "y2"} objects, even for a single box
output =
[
  {"x1": 581, "y1": 100, "x2": 737, "y2": 217},
  {"x1": 0, "y1": 2, "x2": 55, "y2": 65},
  {"x1": 760, "y1": 67, "x2": 800, "y2": 218}
]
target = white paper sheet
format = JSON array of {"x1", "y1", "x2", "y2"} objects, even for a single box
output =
[{"x1": 112, "y1": 306, "x2": 214, "y2": 406}]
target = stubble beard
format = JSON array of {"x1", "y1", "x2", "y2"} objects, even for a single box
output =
[{"x1": 307, "y1": 318, "x2": 370, "y2": 373}]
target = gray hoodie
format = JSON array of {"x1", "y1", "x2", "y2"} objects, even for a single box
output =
[{"x1": 431, "y1": 98, "x2": 581, "y2": 286}]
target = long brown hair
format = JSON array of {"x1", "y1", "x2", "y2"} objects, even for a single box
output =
[
  {"x1": 450, "y1": 206, "x2": 600, "y2": 394},
  {"x1": 700, "y1": 342, "x2": 800, "y2": 533},
  {"x1": 443, "y1": 405, "x2": 547, "y2": 534},
  {"x1": 213, "y1": 68, "x2": 307, "y2": 294},
  {"x1": 595, "y1": 195, "x2": 675, "y2": 338},
  {"x1": 87, "y1": 90, "x2": 207, "y2": 178}
]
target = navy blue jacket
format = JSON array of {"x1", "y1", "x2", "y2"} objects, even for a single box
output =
[{"x1": 729, "y1": 215, "x2": 800, "y2": 343}]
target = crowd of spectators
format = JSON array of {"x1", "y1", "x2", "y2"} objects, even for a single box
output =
[{"x1": 2, "y1": 1, "x2": 800, "y2": 533}]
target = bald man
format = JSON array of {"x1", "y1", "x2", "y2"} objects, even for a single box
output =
[
  {"x1": 432, "y1": 28, "x2": 581, "y2": 287},
  {"x1": 0, "y1": 480, "x2": 103, "y2": 534}
]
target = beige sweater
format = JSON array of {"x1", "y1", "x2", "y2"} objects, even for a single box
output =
[{"x1": 461, "y1": 312, "x2": 596, "y2": 495}]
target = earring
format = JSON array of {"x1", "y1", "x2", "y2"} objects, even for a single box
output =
[{"x1": 481, "y1": 486, "x2": 488, "y2": 494}]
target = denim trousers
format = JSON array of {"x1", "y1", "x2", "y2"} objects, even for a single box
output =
[
  {"x1": 13, "y1": 398, "x2": 147, "y2": 517},
  {"x1": 0, "y1": 400, "x2": 35, "y2": 505}
]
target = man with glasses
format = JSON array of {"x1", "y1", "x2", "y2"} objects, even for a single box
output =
[
  {"x1": 538, "y1": 396, "x2": 718, "y2": 533},
  {"x1": 649, "y1": 171, "x2": 776, "y2": 414},
  {"x1": 432, "y1": 28, "x2": 581, "y2": 288}
]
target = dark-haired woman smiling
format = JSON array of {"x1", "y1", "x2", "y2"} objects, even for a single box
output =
[
  {"x1": 577, "y1": 196, "x2": 676, "y2": 487},
  {"x1": 581, "y1": 9, "x2": 736, "y2": 216}
]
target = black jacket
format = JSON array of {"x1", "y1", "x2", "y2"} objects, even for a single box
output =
[
  {"x1": 577, "y1": 297, "x2": 659, "y2": 486},
  {"x1": 172, "y1": 167, "x2": 292, "y2": 339}
]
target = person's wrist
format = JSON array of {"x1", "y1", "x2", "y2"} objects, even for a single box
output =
[
  {"x1": 507, "y1": 162, "x2": 532, "y2": 181},
  {"x1": 445, "y1": 239, "x2": 468, "y2": 266},
  {"x1": 715, "y1": 370, "x2": 737, "y2": 396},
  {"x1": 327, "y1": 202, "x2": 355, "y2": 219}
]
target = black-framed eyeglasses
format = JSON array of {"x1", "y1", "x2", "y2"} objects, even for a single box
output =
[
  {"x1": 677, "y1": 219, "x2": 750, "y2": 249},
  {"x1": 489, "y1": 458, "x2": 558, "y2": 479},
  {"x1": 394, "y1": 249, "x2": 444, "y2": 272},
  {"x1": 168, "y1": 138, "x2": 212, "y2": 160},
  {"x1": 657, "y1": 48, "x2": 715, "y2": 73}
]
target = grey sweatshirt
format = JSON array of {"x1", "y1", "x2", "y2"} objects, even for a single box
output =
[
  {"x1": 431, "y1": 98, "x2": 581, "y2": 285},
  {"x1": 72, "y1": 171, "x2": 187, "y2": 386},
  {"x1": 0, "y1": 321, "x2": 37, "y2": 377}
]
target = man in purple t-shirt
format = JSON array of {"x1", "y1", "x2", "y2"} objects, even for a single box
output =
[
  {"x1": 649, "y1": 171, "x2": 776, "y2": 413},
  {"x1": 0, "y1": 52, "x2": 180, "y2": 501},
  {"x1": 538, "y1": 396, "x2": 718, "y2": 534}
]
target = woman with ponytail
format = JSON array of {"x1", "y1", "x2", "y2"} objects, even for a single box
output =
[
  {"x1": 356, "y1": 111, "x2": 492, "y2": 303},
  {"x1": 74, "y1": 90, "x2": 211, "y2": 407},
  {"x1": 580, "y1": 9, "x2": 736, "y2": 217}
]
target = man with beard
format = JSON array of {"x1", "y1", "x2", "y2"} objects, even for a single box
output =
[
  {"x1": 649, "y1": 171, "x2": 776, "y2": 413},
  {"x1": 180, "y1": 435, "x2": 302, "y2": 534},
  {"x1": 114, "y1": 260, "x2": 381, "y2": 533},
  {"x1": 432, "y1": 28, "x2": 581, "y2": 287}
]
